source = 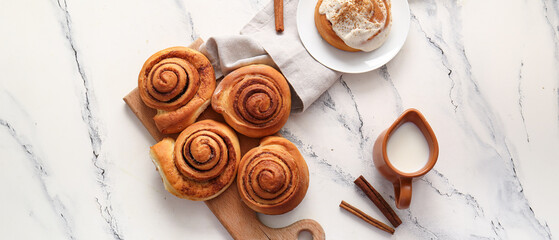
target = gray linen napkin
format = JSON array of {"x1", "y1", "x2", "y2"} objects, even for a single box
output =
[{"x1": 200, "y1": 0, "x2": 342, "y2": 112}]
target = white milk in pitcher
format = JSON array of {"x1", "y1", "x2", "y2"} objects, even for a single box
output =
[{"x1": 386, "y1": 122, "x2": 430, "y2": 173}]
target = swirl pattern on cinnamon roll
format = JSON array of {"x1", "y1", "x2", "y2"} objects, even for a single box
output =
[
  {"x1": 139, "y1": 46, "x2": 215, "y2": 134},
  {"x1": 237, "y1": 136, "x2": 309, "y2": 215},
  {"x1": 315, "y1": 0, "x2": 392, "y2": 52},
  {"x1": 149, "y1": 120, "x2": 241, "y2": 201},
  {"x1": 211, "y1": 65, "x2": 291, "y2": 138}
]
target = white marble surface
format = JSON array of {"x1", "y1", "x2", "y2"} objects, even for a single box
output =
[{"x1": 1, "y1": 0, "x2": 558, "y2": 239}]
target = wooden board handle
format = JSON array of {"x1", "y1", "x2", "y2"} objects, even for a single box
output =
[
  {"x1": 206, "y1": 181, "x2": 324, "y2": 239},
  {"x1": 270, "y1": 219, "x2": 325, "y2": 239}
]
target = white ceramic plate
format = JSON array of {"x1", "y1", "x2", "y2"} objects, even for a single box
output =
[{"x1": 297, "y1": 0, "x2": 411, "y2": 73}]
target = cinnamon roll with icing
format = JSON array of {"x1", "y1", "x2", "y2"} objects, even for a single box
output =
[
  {"x1": 211, "y1": 65, "x2": 291, "y2": 138},
  {"x1": 139, "y1": 47, "x2": 216, "y2": 134},
  {"x1": 149, "y1": 120, "x2": 241, "y2": 201},
  {"x1": 315, "y1": 0, "x2": 392, "y2": 52},
  {"x1": 237, "y1": 136, "x2": 309, "y2": 215}
]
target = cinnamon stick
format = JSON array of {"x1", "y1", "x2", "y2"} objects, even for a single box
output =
[
  {"x1": 354, "y1": 175, "x2": 402, "y2": 227},
  {"x1": 339, "y1": 200, "x2": 395, "y2": 235},
  {"x1": 274, "y1": 0, "x2": 284, "y2": 32}
]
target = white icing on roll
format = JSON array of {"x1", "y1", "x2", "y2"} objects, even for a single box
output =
[{"x1": 319, "y1": 0, "x2": 392, "y2": 52}]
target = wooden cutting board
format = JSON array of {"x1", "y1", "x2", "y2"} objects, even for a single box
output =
[{"x1": 123, "y1": 39, "x2": 325, "y2": 240}]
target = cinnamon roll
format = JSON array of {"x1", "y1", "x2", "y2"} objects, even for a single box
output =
[
  {"x1": 315, "y1": 0, "x2": 392, "y2": 52},
  {"x1": 211, "y1": 65, "x2": 291, "y2": 138},
  {"x1": 149, "y1": 120, "x2": 241, "y2": 201},
  {"x1": 237, "y1": 136, "x2": 309, "y2": 215},
  {"x1": 138, "y1": 47, "x2": 216, "y2": 134}
]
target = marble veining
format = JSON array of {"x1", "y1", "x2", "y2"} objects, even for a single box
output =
[
  {"x1": 541, "y1": 0, "x2": 559, "y2": 60},
  {"x1": 172, "y1": 0, "x2": 199, "y2": 42},
  {"x1": 336, "y1": 78, "x2": 368, "y2": 151},
  {"x1": 409, "y1": 12, "x2": 457, "y2": 112},
  {"x1": 378, "y1": 65, "x2": 404, "y2": 114},
  {"x1": 517, "y1": 61, "x2": 530, "y2": 143},
  {"x1": 55, "y1": 0, "x2": 121, "y2": 238},
  {"x1": 0, "y1": 94, "x2": 74, "y2": 239},
  {"x1": 420, "y1": 170, "x2": 495, "y2": 238},
  {"x1": 1, "y1": 0, "x2": 558, "y2": 239}
]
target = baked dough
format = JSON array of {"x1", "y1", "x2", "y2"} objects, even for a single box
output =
[
  {"x1": 237, "y1": 136, "x2": 309, "y2": 215},
  {"x1": 138, "y1": 47, "x2": 215, "y2": 134},
  {"x1": 212, "y1": 65, "x2": 291, "y2": 138},
  {"x1": 150, "y1": 120, "x2": 241, "y2": 201},
  {"x1": 315, "y1": 0, "x2": 392, "y2": 52}
]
